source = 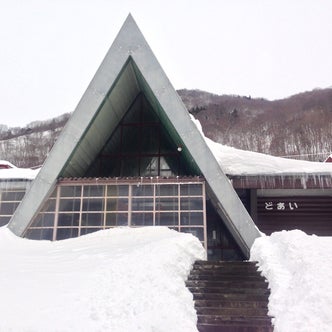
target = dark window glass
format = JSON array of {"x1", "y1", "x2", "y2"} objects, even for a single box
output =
[
  {"x1": 59, "y1": 199, "x2": 80, "y2": 212},
  {"x1": 83, "y1": 185, "x2": 105, "y2": 197},
  {"x1": 32, "y1": 213, "x2": 55, "y2": 228},
  {"x1": 60, "y1": 186, "x2": 82, "y2": 197},
  {"x1": 0, "y1": 216, "x2": 10, "y2": 226},
  {"x1": 107, "y1": 185, "x2": 128, "y2": 197},
  {"x1": 180, "y1": 184, "x2": 202, "y2": 196},
  {"x1": 81, "y1": 213, "x2": 104, "y2": 227},
  {"x1": 132, "y1": 198, "x2": 153, "y2": 211},
  {"x1": 159, "y1": 156, "x2": 176, "y2": 177},
  {"x1": 82, "y1": 198, "x2": 104, "y2": 211},
  {"x1": 122, "y1": 127, "x2": 139, "y2": 153},
  {"x1": 57, "y1": 213, "x2": 80, "y2": 227},
  {"x1": 180, "y1": 227, "x2": 204, "y2": 241},
  {"x1": 0, "y1": 202, "x2": 19, "y2": 215},
  {"x1": 80, "y1": 228, "x2": 101, "y2": 236},
  {"x1": 25, "y1": 228, "x2": 53, "y2": 241},
  {"x1": 56, "y1": 228, "x2": 79, "y2": 240},
  {"x1": 121, "y1": 157, "x2": 139, "y2": 176},
  {"x1": 1, "y1": 191, "x2": 25, "y2": 201},
  {"x1": 155, "y1": 212, "x2": 178, "y2": 226},
  {"x1": 156, "y1": 184, "x2": 178, "y2": 196},
  {"x1": 140, "y1": 126, "x2": 159, "y2": 152},
  {"x1": 106, "y1": 198, "x2": 128, "y2": 212},
  {"x1": 49, "y1": 188, "x2": 57, "y2": 198},
  {"x1": 141, "y1": 157, "x2": 158, "y2": 176},
  {"x1": 222, "y1": 249, "x2": 243, "y2": 261},
  {"x1": 180, "y1": 212, "x2": 203, "y2": 225},
  {"x1": 131, "y1": 213, "x2": 153, "y2": 226},
  {"x1": 105, "y1": 213, "x2": 128, "y2": 226},
  {"x1": 156, "y1": 197, "x2": 178, "y2": 211},
  {"x1": 39, "y1": 199, "x2": 56, "y2": 212},
  {"x1": 132, "y1": 184, "x2": 154, "y2": 197},
  {"x1": 180, "y1": 197, "x2": 203, "y2": 210}
]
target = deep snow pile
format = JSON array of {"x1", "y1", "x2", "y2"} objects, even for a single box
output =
[
  {"x1": 0, "y1": 226, "x2": 205, "y2": 332},
  {"x1": 251, "y1": 230, "x2": 332, "y2": 332}
]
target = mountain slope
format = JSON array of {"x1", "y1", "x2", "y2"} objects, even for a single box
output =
[
  {"x1": 181, "y1": 88, "x2": 332, "y2": 161},
  {"x1": 1, "y1": 88, "x2": 332, "y2": 167}
]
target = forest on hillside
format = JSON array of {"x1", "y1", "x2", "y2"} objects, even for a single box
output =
[{"x1": 1, "y1": 88, "x2": 332, "y2": 168}]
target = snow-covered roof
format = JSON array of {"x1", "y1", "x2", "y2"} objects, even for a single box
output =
[
  {"x1": 324, "y1": 154, "x2": 332, "y2": 163},
  {"x1": 0, "y1": 167, "x2": 39, "y2": 181},
  {"x1": 207, "y1": 138, "x2": 332, "y2": 176},
  {"x1": 0, "y1": 160, "x2": 16, "y2": 169}
]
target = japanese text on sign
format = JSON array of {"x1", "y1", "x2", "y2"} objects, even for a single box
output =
[{"x1": 264, "y1": 202, "x2": 299, "y2": 211}]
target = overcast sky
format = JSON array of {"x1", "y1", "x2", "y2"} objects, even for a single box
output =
[{"x1": 1, "y1": 0, "x2": 332, "y2": 127}]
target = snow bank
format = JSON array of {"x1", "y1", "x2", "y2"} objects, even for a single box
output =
[
  {"x1": 251, "y1": 230, "x2": 332, "y2": 332},
  {"x1": 0, "y1": 226, "x2": 205, "y2": 332}
]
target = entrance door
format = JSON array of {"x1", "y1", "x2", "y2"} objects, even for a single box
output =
[{"x1": 206, "y1": 200, "x2": 244, "y2": 261}]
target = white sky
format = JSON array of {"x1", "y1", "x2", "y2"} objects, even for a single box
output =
[{"x1": 1, "y1": 0, "x2": 332, "y2": 127}]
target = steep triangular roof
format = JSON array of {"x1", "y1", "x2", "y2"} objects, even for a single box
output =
[{"x1": 8, "y1": 14, "x2": 260, "y2": 256}]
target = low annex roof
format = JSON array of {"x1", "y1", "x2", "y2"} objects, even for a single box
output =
[{"x1": 8, "y1": 14, "x2": 260, "y2": 256}]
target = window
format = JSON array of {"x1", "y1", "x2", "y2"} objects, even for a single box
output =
[
  {"x1": 25, "y1": 179, "x2": 207, "y2": 248},
  {"x1": 0, "y1": 189, "x2": 27, "y2": 226}
]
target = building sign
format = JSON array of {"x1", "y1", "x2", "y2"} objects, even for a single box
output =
[{"x1": 264, "y1": 201, "x2": 299, "y2": 211}]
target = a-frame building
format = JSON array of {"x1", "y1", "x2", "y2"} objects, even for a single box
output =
[{"x1": 8, "y1": 15, "x2": 260, "y2": 259}]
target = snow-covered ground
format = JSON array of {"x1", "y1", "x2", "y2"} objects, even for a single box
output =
[
  {"x1": 251, "y1": 230, "x2": 332, "y2": 332},
  {"x1": 0, "y1": 226, "x2": 205, "y2": 332},
  {"x1": 1, "y1": 122, "x2": 332, "y2": 331}
]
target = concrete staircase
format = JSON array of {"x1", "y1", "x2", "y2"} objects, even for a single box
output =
[{"x1": 187, "y1": 261, "x2": 273, "y2": 332}]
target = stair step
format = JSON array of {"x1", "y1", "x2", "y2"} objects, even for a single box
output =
[
  {"x1": 191, "y1": 268, "x2": 262, "y2": 276},
  {"x1": 188, "y1": 273, "x2": 264, "y2": 281},
  {"x1": 193, "y1": 261, "x2": 259, "y2": 268},
  {"x1": 192, "y1": 264, "x2": 259, "y2": 270},
  {"x1": 193, "y1": 292, "x2": 270, "y2": 302},
  {"x1": 187, "y1": 261, "x2": 273, "y2": 331},
  {"x1": 194, "y1": 260, "x2": 258, "y2": 266},
  {"x1": 188, "y1": 286, "x2": 270, "y2": 295},
  {"x1": 194, "y1": 299, "x2": 269, "y2": 309},
  {"x1": 196, "y1": 306, "x2": 269, "y2": 317},
  {"x1": 197, "y1": 315, "x2": 272, "y2": 326},
  {"x1": 186, "y1": 280, "x2": 268, "y2": 288},
  {"x1": 197, "y1": 323, "x2": 273, "y2": 332}
]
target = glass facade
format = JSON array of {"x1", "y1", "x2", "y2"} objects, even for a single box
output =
[
  {"x1": 25, "y1": 179, "x2": 207, "y2": 248},
  {"x1": 85, "y1": 94, "x2": 193, "y2": 178},
  {"x1": 0, "y1": 188, "x2": 27, "y2": 226}
]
